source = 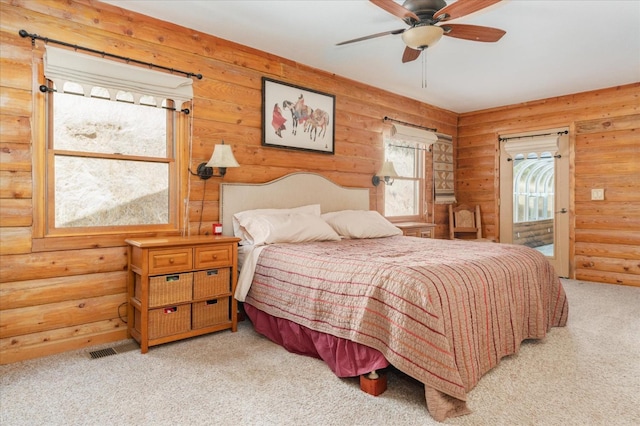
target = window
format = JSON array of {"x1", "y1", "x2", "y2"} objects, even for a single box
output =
[
  {"x1": 383, "y1": 138, "x2": 425, "y2": 221},
  {"x1": 49, "y1": 83, "x2": 175, "y2": 231},
  {"x1": 513, "y1": 152, "x2": 555, "y2": 223},
  {"x1": 40, "y1": 45, "x2": 193, "y2": 236}
]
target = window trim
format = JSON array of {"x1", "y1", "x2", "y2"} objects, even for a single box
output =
[{"x1": 382, "y1": 138, "x2": 427, "y2": 223}]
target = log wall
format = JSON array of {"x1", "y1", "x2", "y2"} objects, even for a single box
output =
[
  {"x1": 457, "y1": 86, "x2": 640, "y2": 286},
  {"x1": 1, "y1": 0, "x2": 638, "y2": 364},
  {"x1": 0, "y1": 0, "x2": 455, "y2": 363}
]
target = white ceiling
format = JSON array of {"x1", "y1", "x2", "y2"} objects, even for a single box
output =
[{"x1": 103, "y1": 0, "x2": 640, "y2": 113}]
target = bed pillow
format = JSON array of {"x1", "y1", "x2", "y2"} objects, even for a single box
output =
[
  {"x1": 233, "y1": 204, "x2": 321, "y2": 245},
  {"x1": 238, "y1": 212, "x2": 341, "y2": 246},
  {"x1": 321, "y1": 210, "x2": 403, "y2": 239}
]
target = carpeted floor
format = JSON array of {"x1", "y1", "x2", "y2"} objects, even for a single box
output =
[{"x1": 1, "y1": 279, "x2": 639, "y2": 426}]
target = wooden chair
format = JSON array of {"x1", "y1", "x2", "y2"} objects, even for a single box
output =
[{"x1": 448, "y1": 204, "x2": 483, "y2": 240}]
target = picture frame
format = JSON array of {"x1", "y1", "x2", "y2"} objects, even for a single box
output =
[{"x1": 262, "y1": 77, "x2": 335, "y2": 154}]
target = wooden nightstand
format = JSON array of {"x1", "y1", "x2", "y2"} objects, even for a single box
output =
[
  {"x1": 395, "y1": 222, "x2": 436, "y2": 239},
  {"x1": 126, "y1": 235, "x2": 240, "y2": 353}
]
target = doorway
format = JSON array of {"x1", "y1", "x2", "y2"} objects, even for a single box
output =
[{"x1": 499, "y1": 128, "x2": 569, "y2": 277}]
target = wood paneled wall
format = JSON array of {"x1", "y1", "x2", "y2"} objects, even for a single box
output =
[
  {"x1": 1, "y1": 0, "x2": 638, "y2": 364},
  {"x1": 457, "y1": 85, "x2": 640, "y2": 286},
  {"x1": 0, "y1": 0, "x2": 456, "y2": 363}
]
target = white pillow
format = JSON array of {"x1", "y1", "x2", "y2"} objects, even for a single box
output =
[
  {"x1": 321, "y1": 210, "x2": 403, "y2": 239},
  {"x1": 238, "y1": 212, "x2": 341, "y2": 246},
  {"x1": 233, "y1": 204, "x2": 321, "y2": 245}
]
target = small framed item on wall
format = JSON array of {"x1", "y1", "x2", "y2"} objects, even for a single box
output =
[{"x1": 262, "y1": 77, "x2": 335, "y2": 154}]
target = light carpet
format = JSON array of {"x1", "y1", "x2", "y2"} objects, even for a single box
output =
[{"x1": 1, "y1": 279, "x2": 639, "y2": 426}]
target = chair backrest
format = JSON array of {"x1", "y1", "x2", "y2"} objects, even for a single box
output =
[{"x1": 448, "y1": 204, "x2": 483, "y2": 240}]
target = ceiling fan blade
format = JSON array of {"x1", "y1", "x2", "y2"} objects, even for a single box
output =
[
  {"x1": 441, "y1": 24, "x2": 506, "y2": 42},
  {"x1": 370, "y1": 0, "x2": 420, "y2": 23},
  {"x1": 336, "y1": 29, "x2": 405, "y2": 46},
  {"x1": 402, "y1": 46, "x2": 421, "y2": 63},
  {"x1": 434, "y1": 0, "x2": 501, "y2": 22}
]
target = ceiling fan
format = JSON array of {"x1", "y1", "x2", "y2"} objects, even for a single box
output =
[{"x1": 337, "y1": 0, "x2": 506, "y2": 63}]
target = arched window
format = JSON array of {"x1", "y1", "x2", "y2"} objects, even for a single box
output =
[{"x1": 512, "y1": 152, "x2": 554, "y2": 222}]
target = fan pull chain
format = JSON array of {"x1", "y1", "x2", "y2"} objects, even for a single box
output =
[{"x1": 421, "y1": 48, "x2": 428, "y2": 89}]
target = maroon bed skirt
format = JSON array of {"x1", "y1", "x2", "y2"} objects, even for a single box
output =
[{"x1": 244, "y1": 303, "x2": 389, "y2": 377}]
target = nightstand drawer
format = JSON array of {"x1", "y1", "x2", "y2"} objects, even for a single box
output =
[
  {"x1": 403, "y1": 229, "x2": 421, "y2": 237},
  {"x1": 395, "y1": 222, "x2": 436, "y2": 239},
  {"x1": 195, "y1": 245, "x2": 233, "y2": 269},
  {"x1": 149, "y1": 248, "x2": 193, "y2": 274},
  {"x1": 192, "y1": 298, "x2": 230, "y2": 329},
  {"x1": 136, "y1": 304, "x2": 191, "y2": 340},
  {"x1": 193, "y1": 268, "x2": 231, "y2": 299},
  {"x1": 138, "y1": 272, "x2": 193, "y2": 308}
]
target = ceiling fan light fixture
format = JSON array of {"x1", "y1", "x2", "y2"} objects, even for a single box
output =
[{"x1": 401, "y1": 25, "x2": 444, "y2": 50}]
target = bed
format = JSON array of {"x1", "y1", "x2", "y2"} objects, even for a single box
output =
[{"x1": 220, "y1": 172, "x2": 568, "y2": 421}]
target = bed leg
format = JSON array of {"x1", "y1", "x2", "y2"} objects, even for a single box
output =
[{"x1": 359, "y1": 370, "x2": 387, "y2": 396}]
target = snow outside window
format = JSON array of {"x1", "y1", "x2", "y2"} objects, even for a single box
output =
[{"x1": 49, "y1": 82, "x2": 175, "y2": 230}]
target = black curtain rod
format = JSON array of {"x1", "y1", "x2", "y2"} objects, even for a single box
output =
[
  {"x1": 499, "y1": 130, "x2": 568, "y2": 142},
  {"x1": 383, "y1": 116, "x2": 437, "y2": 133},
  {"x1": 388, "y1": 143, "x2": 432, "y2": 152},
  {"x1": 19, "y1": 29, "x2": 203, "y2": 80}
]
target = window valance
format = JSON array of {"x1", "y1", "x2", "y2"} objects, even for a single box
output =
[
  {"x1": 389, "y1": 123, "x2": 438, "y2": 147},
  {"x1": 503, "y1": 135, "x2": 559, "y2": 159},
  {"x1": 44, "y1": 45, "x2": 193, "y2": 107}
]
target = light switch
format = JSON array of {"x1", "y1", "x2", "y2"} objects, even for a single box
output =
[{"x1": 591, "y1": 189, "x2": 604, "y2": 200}]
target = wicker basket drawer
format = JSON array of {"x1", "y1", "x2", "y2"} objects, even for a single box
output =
[
  {"x1": 136, "y1": 272, "x2": 193, "y2": 308},
  {"x1": 193, "y1": 268, "x2": 231, "y2": 299},
  {"x1": 192, "y1": 298, "x2": 230, "y2": 329},
  {"x1": 135, "y1": 304, "x2": 191, "y2": 339}
]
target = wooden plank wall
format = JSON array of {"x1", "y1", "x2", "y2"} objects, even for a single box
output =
[
  {"x1": 0, "y1": 0, "x2": 456, "y2": 363},
  {"x1": 1, "y1": 0, "x2": 638, "y2": 364},
  {"x1": 573, "y1": 114, "x2": 640, "y2": 285},
  {"x1": 457, "y1": 85, "x2": 640, "y2": 286}
]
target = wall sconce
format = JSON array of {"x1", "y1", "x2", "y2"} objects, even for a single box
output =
[
  {"x1": 372, "y1": 161, "x2": 399, "y2": 186},
  {"x1": 192, "y1": 140, "x2": 240, "y2": 179}
]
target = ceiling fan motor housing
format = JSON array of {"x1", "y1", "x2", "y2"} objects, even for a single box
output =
[
  {"x1": 401, "y1": 0, "x2": 447, "y2": 49},
  {"x1": 401, "y1": 0, "x2": 447, "y2": 25}
]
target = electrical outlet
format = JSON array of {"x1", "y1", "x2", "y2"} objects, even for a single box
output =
[{"x1": 591, "y1": 188, "x2": 604, "y2": 200}]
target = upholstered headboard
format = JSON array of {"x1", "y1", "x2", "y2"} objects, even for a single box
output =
[{"x1": 219, "y1": 172, "x2": 370, "y2": 236}]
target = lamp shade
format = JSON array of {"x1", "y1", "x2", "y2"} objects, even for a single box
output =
[
  {"x1": 376, "y1": 161, "x2": 399, "y2": 178},
  {"x1": 401, "y1": 25, "x2": 444, "y2": 50},
  {"x1": 205, "y1": 144, "x2": 240, "y2": 168}
]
